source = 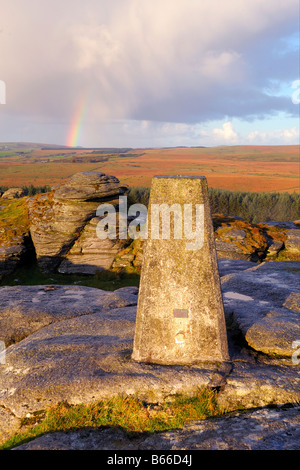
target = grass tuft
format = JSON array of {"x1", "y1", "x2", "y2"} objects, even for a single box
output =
[{"x1": 1, "y1": 388, "x2": 221, "y2": 449}]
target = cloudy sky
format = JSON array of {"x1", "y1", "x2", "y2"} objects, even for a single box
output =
[{"x1": 0, "y1": 0, "x2": 299, "y2": 147}]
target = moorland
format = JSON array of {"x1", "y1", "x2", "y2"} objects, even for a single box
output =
[
  {"x1": 0, "y1": 142, "x2": 299, "y2": 193},
  {"x1": 0, "y1": 143, "x2": 299, "y2": 450}
]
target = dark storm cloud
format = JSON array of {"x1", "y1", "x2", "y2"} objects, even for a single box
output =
[{"x1": 0, "y1": 0, "x2": 299, "y2": 145}]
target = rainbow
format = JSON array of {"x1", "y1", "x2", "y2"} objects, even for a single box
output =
[{"x1": 66, "y1": 93, "x2": 88, "y2": 147}]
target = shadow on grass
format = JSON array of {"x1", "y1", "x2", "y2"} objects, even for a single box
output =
[{"x1": 0, "y1": 259, "x2": 140, "y2": 291}]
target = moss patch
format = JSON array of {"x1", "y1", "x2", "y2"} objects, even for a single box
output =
[{"x1": 0, "y1": 198, "x2": 30, "y2": 246}]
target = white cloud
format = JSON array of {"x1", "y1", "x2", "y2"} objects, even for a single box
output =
[
  {"x1": 213, "y1": 122, "x2": 239, "y2": 143},
  {"x1": 0, "y1": 0, "x2": 299, "y2": 145},
  {"x1": 247, "y1": 126, "x2": 299, "y2": 144}
]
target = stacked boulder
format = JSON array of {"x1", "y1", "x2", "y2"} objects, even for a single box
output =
[{"x1": 27, "y1": 171, "x2": 129, "y2": 273}]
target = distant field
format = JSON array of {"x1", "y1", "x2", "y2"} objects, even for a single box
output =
[{"x1": 0, "y1": 143, "x2": 299, "y2": 193}]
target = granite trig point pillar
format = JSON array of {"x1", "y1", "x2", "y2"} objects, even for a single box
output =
[{"x1": 132, "y1": 175, "x2": 229, "y2": 365}]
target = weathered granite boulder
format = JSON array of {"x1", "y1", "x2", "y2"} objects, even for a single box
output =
[
  {"x1": 245, "y1": 308, "x2": 299, "y2": 357},
  {"x1": 258, "y1": 221, "x2": 300, "y2": 261},
  {"x1": 0, "y1": 296, "x2": 227, "y2": 444},
  {"x1": 1, "y1": 188, "x2": 25, "y2": 199},
  {"x1": 0, "y1": 260, "x2": 299, "y2": 449},
  {"x1": 285, "y1": 229, "x2": 300, "y2": 253},
  {"x1": 0, "y1": 245, "x2": 25, "y2": 280},
  {"x1": 221, "y1": 261, "x2": 300, "y2": 357},
  {"x1": 0, "y1": 285, "x2": 139, "y2": 347},
  {"x1": 53, "y1": 171, "x2": 126, "y2": 202},
  {"x1": 27, "y1": 172, "x2": 128, "y2": 273},
  {"x1": 57, "y1": 217, "x2": 126, "y2": 274},
  {"x1": 213, "y1": 214, "x2": 268, "y2": 261},
  {"x1": 114, "y1": 214, "x2": 291, "y2": 270}
]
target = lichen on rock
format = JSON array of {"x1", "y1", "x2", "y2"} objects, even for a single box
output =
[{"x1": 27, "y1": 171, "x2": 129, "y2": 273}]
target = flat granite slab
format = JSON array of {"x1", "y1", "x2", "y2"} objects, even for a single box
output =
[{"x1": 0, "y1": 260, "x2": 299, "y2": 448}]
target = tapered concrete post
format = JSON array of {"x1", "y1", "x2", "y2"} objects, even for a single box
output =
[{"x1": 132, "y1": 175, "x2": 229, "y2": 365}]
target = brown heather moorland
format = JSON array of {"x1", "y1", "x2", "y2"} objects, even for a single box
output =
[{"x1": 0, "y1": 144, "x2": 299, "y2": 192}]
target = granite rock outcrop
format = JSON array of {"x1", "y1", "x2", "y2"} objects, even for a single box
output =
[
  {"x1": 0, "y1": 172, "x2": 299, "y2": 279},
  {"x1": 1, "y1": 188, "x2": 25, "y2": 199},
  {"x1": 0, "y1": 260, "x2": 299, "y2": 448},
  {"x1": 27, "y1": 171, "x2": 129, "y2": 273}
]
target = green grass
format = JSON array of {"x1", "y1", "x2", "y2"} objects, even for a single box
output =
[
  {"x1": 0, "y1": 261, "x2": 140, "y2": 290},
  {"x1": 0, "y1": 150, "x2": 19, "y2": 157},
  {"x1": 1, "y1": 388, "x2": 221, "y2": 449}
]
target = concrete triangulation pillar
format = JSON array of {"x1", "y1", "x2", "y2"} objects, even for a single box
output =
[{"x1": 132, "y1": 175, "x2": 229, "y2": 365}]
